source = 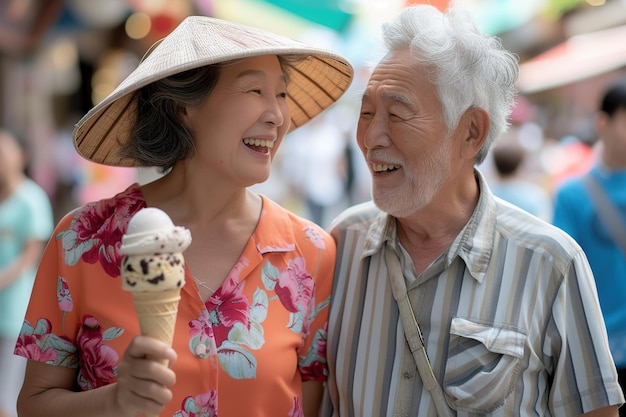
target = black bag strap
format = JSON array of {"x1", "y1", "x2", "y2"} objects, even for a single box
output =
[{"x1": 583, "y1": 174, "x2": 626, "y2": 256}]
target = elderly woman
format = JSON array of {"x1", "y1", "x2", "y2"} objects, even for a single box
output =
[{"x1": 15, "y1": 16, "x2": 353, "y2": 417}]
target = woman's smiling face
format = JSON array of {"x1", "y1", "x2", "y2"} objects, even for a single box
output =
[{"x1": 183, "y1": 55, "x2": 290, "y2": 187}]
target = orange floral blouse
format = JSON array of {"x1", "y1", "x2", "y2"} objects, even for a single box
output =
[{"x1": 15, "y1": 184, "x2": 336, "y2": 417}]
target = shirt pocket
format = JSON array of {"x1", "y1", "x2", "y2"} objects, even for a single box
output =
[{"x1": 443, "y1": 317, "x2": 526, "y2": 413}]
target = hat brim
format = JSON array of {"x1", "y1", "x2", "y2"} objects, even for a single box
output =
[{"x1": 73, "y1": 16, "x2": 354, "y2": 167}]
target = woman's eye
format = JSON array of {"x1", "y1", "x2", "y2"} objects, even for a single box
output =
[
  {"x1": 278, "y1": 92, "x2": 287, "y2": 99},
  {"x1": 249, "y1": 89, "x2": 262, "y2": 94}
]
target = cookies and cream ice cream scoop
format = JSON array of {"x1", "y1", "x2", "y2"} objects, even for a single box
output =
[{"x1": 120, "y1": 207, "x2": 191, "y2": 292}]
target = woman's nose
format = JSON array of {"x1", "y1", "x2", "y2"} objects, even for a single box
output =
[{"x1": 261, "y1": 97, "x2": 286, "y2": 127}]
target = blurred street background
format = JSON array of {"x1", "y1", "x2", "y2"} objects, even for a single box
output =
[{"x1": 1, "y1": 0, "x2": 625, "y2": 227}]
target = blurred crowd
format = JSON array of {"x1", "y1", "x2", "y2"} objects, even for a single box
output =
[
  {"x1": 2, "y1": 1, "x2": 626, "y2": 416},
  {"x1": 0, "y1": 0, "x2": 623, "y2": 228}
]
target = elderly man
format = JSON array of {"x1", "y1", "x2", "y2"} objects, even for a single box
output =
[{"x1": 322, "y1": 5, "x2": 624, "y2": 417}]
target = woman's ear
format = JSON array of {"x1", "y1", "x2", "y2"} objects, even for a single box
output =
[
  {"x1": 180, "y1": 105, "x2": 189, "y2": 119},
  {"x1": 179, "y1": 105, "x2": 193, "y2": 131}
]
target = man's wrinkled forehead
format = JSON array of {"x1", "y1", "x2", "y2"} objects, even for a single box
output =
[{"x1": 360, "y1": 88, "x2": 413, "y2": 108}]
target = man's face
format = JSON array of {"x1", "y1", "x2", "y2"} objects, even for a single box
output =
[
  {"x1": 356, "y1": 47, "x2": 459, "y2": 217},
  {"x1": 598, "y1": 107, "x2": 626, "y2": 166}
]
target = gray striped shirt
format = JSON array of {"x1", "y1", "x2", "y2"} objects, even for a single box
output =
[{"x1": 322, "y1": 170, "x2": 624, "y2": 417}]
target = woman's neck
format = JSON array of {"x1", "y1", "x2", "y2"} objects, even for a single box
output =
[{"x1": 139, "y1": 168, "x2": 260, "y2": 230}]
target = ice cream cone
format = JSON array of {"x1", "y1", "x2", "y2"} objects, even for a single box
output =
[
  {"x1": 131, "y1": 288, "x2": 181, "y2": 417},
  {"x1": 120, "y1": 208, "x2": 192, "y2": 417},
  {"x1": 132, "y1": 288, "x2": 181, "y2": 351}
]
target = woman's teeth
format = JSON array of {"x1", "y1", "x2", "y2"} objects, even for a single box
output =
[{"x1": 243, "y1": 138, "x2": 274, "y2": 149}]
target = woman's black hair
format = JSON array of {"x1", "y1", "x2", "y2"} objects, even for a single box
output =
[{"x1": 119, "y1": 64, "x2": 222, "y2": 171}]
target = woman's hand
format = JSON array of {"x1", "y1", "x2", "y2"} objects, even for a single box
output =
[{"x1": 113, "y1": 336, "x2": 178, "y2": 417}]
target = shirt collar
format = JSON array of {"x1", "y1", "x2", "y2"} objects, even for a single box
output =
[
  {"x1": 252, "y1": 195, "x2": 297, "y2": 255},
  {"x1": 359, "y1": 169, "x2": 497, "y2": 283},
  {"x1": 448, "y1": 169, "x2": 497, "y2": 283},
  {"x1": 361, "y1": 210, "x2": 393, "y2": 258}
]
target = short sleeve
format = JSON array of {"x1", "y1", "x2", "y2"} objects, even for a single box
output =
[
  {"x1": 14, "y1": 212, "x2": 82, "y2": 369},
  {"x1": 297, "y1": 223, "x2": 336, "y2": 382},
  {"x1": 546, "y1": 250, "x2": 625, "y2": 414}
]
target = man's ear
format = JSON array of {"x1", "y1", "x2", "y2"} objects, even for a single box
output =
[
  {"x1": 595, "y1": 111, "x2": 608, "y2": 136},
  {"x1": 461, "y1": 107, "x2": 490, "y2": 157}
]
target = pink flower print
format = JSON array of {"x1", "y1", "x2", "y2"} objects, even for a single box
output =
[
  {"x1": 308, "y1": 323, "x2": 327, "y2": 360},
  {"x1": 189, "y1": 310, "x2": 213, "y2": 342},
  {"x1": 206, "y1": 280, "x2": 250, "y2": 348},
  {"x1": 76, "y1": 315, "x2": 119, "y2": 389},
  {"x1": 57, "y1": 276, "x2": 73, "y2": 312},
  {"x1": 189, "y1": 310, "x2": 217, "y2": 359},
  {"x1": 300, "y1": 287, "x2": 321, "y2": 339},
  {"x1": 62, "y1": 185, "x2": 144, "y2": 277},
  {"x1": 15, "y1": 318, "x2": 78, "y2": 367},
  {"x1": 275, "y1": 257, "x2": 314, "y2": 313},
  {"x1": 300, "y1": 359, "x2": 326, "y2": 381},
  {"x1": 288, "y1": 396, "x2": 304, "y2": 417},
  {"x1": 303, "y1": 225, "x2": 326, "y2": 251},
  {"x1": 14, "y1": 329, "x2": 58, "y2": 363},
  {"x1": 299, "y1": 323, "x2": 327, "y2": 381},
  {"x1": 209, "y1": 297, "x2": 250, "y2": 348},
  {"x1": 175, "y1": 389, "x2": 218, "y2": 417}
]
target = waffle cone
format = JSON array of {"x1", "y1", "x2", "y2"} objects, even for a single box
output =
[
  {"x1": 130, "y1": 288, "x2": 181, "y2": 417},
  {"x1": 131, "y1": 288, "x2": 181, "y2": 347}
]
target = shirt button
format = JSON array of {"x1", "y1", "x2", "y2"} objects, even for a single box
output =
[{"x1": 403, "y1": 371, "x2": 413, "y2": 379}]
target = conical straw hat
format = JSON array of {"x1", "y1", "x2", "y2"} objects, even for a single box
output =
[{"x1": 73, "y1": 15, "x2": 354, "y2": 167}]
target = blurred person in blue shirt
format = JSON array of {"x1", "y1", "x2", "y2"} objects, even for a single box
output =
[
  {"x1": 0, "y1": 129, "x2": 53, "y2": 417},
  {"x1": 490, "y1": 139, "x2": 552, "y2": 222},
  {"x1": 553, "y1": 81, "x2": 626, "y2": 415}
]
